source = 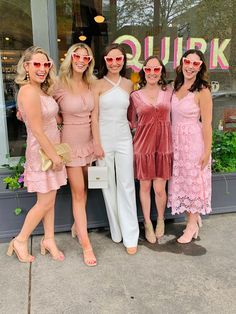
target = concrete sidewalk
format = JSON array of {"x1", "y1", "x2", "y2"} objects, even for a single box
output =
[{"x1": 0, "y1": 213, "x2": 236, "y2": 314}]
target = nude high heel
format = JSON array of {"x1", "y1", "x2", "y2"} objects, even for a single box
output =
[
  {"x1": 144, "y1": 222, "x2": 156, "y2": 243},
  {"x1": 82, "y1": 248, "x2": 97, "y2": 267},
  {"x1": 183, "y1": 215, "x2": 202, "y2": 232},
  {"x1": 155, "y1": 219, "x2": 165, "y2": 239},
  {"x1": 197, "y1": 215, "x2": 203, "y2": 228},
  {"x1": 7, "y1": 238, "x2": 35, "y2": 263},
  {"x1": 71, "y1": 223, "x2": 81, "y2": 244},
  {"x1": 177, "y1": 224, "x2": 199, "y2": 244},
  {"x1": 40, "y1": 237, "x2": 64, "y2": 261},
  {"x1": 71, "y1": 223, "x2": 77, "y2": 238}
]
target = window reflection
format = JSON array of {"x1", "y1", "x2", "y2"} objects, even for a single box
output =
[
  {"x1": 0, "y1": 0, "x2": 32, "y2": 157},
  {"x1": 56, "y1": 0, "x2": 235, "y2": 131}
]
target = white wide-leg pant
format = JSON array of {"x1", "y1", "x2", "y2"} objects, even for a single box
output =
[{"x1": 98, "y1": 123, "x2": 139, "y2": 248}]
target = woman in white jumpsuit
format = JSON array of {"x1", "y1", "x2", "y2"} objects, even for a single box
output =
[{"x1": 93, "y1": 43, "x2": 139, "y2": 254}]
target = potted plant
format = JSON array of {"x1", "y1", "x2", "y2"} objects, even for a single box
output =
[
  {"x1": 211, "y1": 130, "x2": 236, "y2": 213},
  {"x1": 3, "y1": 155, "x2": 26, "y2": 215}
]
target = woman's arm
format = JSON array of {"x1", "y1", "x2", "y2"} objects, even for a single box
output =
[
  {"x1": 127, "y1": 94, "x2": 138, "y2": 130},
  {"x1": 52, "y1": 82, "x2": 64, "y2": 127},
  {"x1": 91, "y1": 81, "x2": 105, "y2": 159},
  {"x1": 19, "y1": 86, "x2": 63, "y2": 171},
  {"x1": 198, "y1": 88, "x2": 213, "y2": 170},
  {"x1": 56, "y1": 112, "x2": 63, "y2": 125}
]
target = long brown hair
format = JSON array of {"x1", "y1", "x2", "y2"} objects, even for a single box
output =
[
  {"x1": 98, "y1": 43, "x2": 127, "y2": 79},
  {"x1": 139, "y1": 56, "x2": 168, "y2": 90},
  {"x1": 174, "y1": 49, "x2": 211, "y2": 92}
]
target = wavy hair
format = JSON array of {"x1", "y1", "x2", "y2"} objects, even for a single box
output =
[
  {"x1": 174, "y1": 49, "x2": 211, "y2": 92},
  {"x1": 138, "y1": 56, "x2": 168, "y2": 90},
  {"x1": 58, "y1": 43, "x2": 95, "y2": 88},
  {"x1": 15, "y1": 46, "x2": 56, "y2": 95},
  {"x1": 98, "y1": 43, "x2": 127, "y2": 79}
]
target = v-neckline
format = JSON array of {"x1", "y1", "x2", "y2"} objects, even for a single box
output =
[
  {"x1": 173, "y1": 91, "x2": 192, "y2": 102},
  {"x1": 139, "y1": 89, "x2": 161, "y2": 107}
]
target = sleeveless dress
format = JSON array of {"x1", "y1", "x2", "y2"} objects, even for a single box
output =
[
  {"x1": 97, "y1": 76, "x2": 139, "y2": 248},
  {"x1": 20, "y1": 95, "x2": 67, "y2": 193},
  {"x1": 53, "y1": 87, "x2": 95, "y2": 167},
  {"x1": 128, "y1": 87, "x2": 173, "y2": 180},
  {"x1": 168, "y1": 92, "x2": 212, "y2": 215}
]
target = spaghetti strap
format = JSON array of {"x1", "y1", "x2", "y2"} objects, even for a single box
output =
[{"x1": 104, "y1": 76, "x2": 121, "y2": 87}]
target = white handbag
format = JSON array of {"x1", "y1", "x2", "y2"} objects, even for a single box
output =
[{"x1": 88, "y1": 164, "x2": 108, "y2": 189}]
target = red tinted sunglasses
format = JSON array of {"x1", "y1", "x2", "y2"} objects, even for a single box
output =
[
  {"x1": 27, "y1": 61, "x2": 52, "y2": 69},
  {"x1": 183, "y1": 57, "x2": 202, "y2": 68},
  {"x1": 104, "y1": 55, "x2": 124, "y2": 65},
  {"x1": 71, "y1": 53, "x2": 92, "y2": 64},
  {"x1": 143, "y1": 66, "x2": 162, "y2": 75}
]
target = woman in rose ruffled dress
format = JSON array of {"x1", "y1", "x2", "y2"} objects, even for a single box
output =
[
  {"x1": 54, "y1": 43, "x2": 103, "y2": 266},
  {"x1": 7, "y1": 46, "x2": 67, "y2": 263},
  {"x1": 128, "y1": 56, "x2": 173, "y2": 244}
]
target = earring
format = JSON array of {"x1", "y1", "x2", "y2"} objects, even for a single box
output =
[
  {"x1": 158, "y1": 79, "x2": 163, "y2": 85},
  {"x1": 26, "y1": 71, "x2": 30, "y2": 82}
]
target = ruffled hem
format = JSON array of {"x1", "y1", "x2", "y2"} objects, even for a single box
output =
[
  {"x1": 72, "y1": 140, "x2": 94, "y2": 157},
  {"x1": 66, "y1": 152, "x2": 97, "y2": 167},
  {"x1": 134, "y1": 151, "x2": 173, "y2": 180},
  {"x1": 24, "y1": 168, "x2": 67, "y2": 193},
  {"x1": 68, "y1": 141, "x2": 96, "y2": 167}
]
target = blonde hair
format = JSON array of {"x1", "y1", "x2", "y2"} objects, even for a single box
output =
[
  {"x1": 58, "y1": 43, "x2": 95, "y2": 89},
  {"x1": 15, "y1": 46, "x2": 56, "y2": 95}
]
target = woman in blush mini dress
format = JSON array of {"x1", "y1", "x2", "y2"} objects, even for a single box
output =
[
  {"x1": 168, "y1": 49, "x2": 213, "y2": 243},
  {"x1": 54, "y1": 43, "x2": 103, "y2": 266},
  {"x1": 7, "y1": 46, "x2": 67, "y2": 263},
  {"x1": 93, "y1": 43, "x2": 139, "y2": 255},
  {"x1": 128, "y1": 56, "x2": 173, "y2": 243}
]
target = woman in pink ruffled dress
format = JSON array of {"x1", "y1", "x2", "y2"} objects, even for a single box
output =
[
  {"x1": 7, "y1": 46, "x2": 67, "y2": 263},
  {"x1": 128, "y1": 56, "x2": 173, "y2": 243},
  {"x1": 54, "y1": 43, "x2": 103, "y2": 266},
  {"x1": 168, "y1": 49, "x2": 213, "y2": 243}
]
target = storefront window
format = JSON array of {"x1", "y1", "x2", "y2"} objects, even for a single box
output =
[
  {"x1": 56, "y1": 0, "x2": 236, "y2": 130},
  {"x1": 0, "y1": 0, "x2": 235, "y2": 162},
  {"x1": 0, "y1": 0, "x2": 33, "y2": 158}
]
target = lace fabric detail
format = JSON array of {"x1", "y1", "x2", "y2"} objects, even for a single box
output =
[{"x1": 168, "y1": 123, "x2": 212, "y2": 215}]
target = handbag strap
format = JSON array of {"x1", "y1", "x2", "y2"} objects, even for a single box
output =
[{"x1": 89, "y1": 154, "x2": 106, "y2": 167}]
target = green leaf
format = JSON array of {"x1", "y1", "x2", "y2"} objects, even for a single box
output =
[{"x1": 212, "y1": 131, "x2": 236, "y2": 173}]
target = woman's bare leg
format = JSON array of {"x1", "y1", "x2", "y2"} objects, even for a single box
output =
[{"x1": 67, "y1": 166, "x2": 96, "y2": 265}]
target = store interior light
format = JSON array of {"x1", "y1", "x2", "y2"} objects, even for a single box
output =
[
  {"x1": 79, "y1": 35, "x2": 87, "y2": 41},
  {"x1": 5, "y1": 37, "x2": 10, "y2": 41},
  {"x1": 57, "y1": 38, "x2": 61, "y2": 42},
  {"x1": 94, "y1": 15, "x2": 105, "y2": 23}
]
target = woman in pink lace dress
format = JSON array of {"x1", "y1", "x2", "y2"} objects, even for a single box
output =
[
  {"x1": 168, "y1": 49, "x2": 213, "y2": 243},
  {"x1": 7, "y1": 46, "x2": 67, "y2": 263},
  {"x1": 128, "y1": 56, "x2": 173, "y2": 243},
  {"x1": 54, "y1": 43, "x2": 103, "y2": 266}
]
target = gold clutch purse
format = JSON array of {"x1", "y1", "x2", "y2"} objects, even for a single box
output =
[{"x1": 39, "y1": 143, "x2": 72, "y2": 171}]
